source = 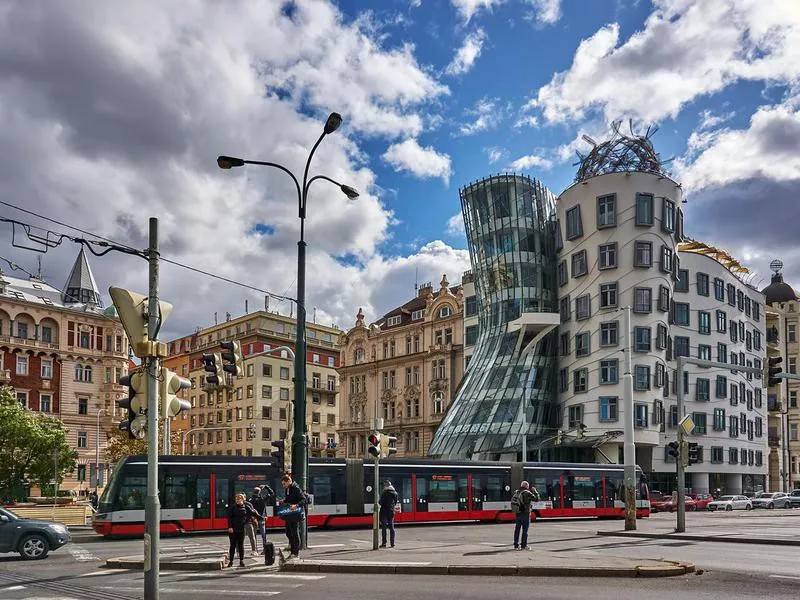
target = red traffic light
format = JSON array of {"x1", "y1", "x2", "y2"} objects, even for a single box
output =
[{"x1": 368, "y1": 434, "x2": 379, "y2": 446}]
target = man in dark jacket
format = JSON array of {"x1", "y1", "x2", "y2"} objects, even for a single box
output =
[
  {"x1": 250, "y1": 485, "x2": 273, "y2": 552},
  {"x1": 227, "y1": 493, "x2": 261, "y2": 567},
  {"x1": 279, "y1": 474, "x2": 308, "y2": 560},
  {"x1": 512, "y1": 481, "x2": 538, "y2": 550},
  {"x1": 378, "y1": 480, "x2": 399, "y2": 548}
]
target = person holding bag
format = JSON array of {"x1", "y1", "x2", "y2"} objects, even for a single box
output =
[
  {"x1": 278, "y1": 474, "x2": 308, "y2": 560},
  {"x1": 378, "y1": 480, "x2": 399, "y2": 548},
  {"x1": 227, "y1": 493, "x2": 261, "y2": 567}
]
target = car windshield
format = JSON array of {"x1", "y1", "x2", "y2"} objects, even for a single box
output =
[
  {"x1": 719, "y1": 496, "x2": 734, "y2": 501},
  {"x1": 0, "y1": 507, "x2": 18, "y2": 519},
  {"x1": 760, "y1": 493, "x2": 776, "y2": 498}
]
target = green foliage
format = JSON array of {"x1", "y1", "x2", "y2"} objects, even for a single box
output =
[
  {"x1": 0, "y1": 387, "x2": 78, "y2": 501},
  {"x1": 105, "y1": 422, "x2": 182, "y2": 465}
]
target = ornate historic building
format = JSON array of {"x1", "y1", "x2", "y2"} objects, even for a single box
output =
[
  {"x1": 337, "y1": 275, "x2": 465, "y2": 457},
  {"x1": 1, "y1": 249, "x2": 129, "y2": 496}
]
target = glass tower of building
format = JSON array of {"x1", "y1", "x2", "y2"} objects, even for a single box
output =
[{"x1": 429, "y1": 174, "x2": 560, "y2": 460}]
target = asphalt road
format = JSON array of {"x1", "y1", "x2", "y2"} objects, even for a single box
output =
[{"x1": 2, "y1": 511, "x2": 800, "y2": 599}]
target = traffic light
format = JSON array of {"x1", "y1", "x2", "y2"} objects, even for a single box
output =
[
  {"x1": 160, "y1": 368, "x2": 191, "y2": 418},
  {"x1": 687, "y1": 442, "x2": 700, "y2": 465},
  {"x1": 368, "y1": 433, "x2": 380, "y2": 458},
  {"x1": 220, "y1": 341, "x2": 244, "y2": 377},
  {"x1": 667, "y1": 441, "x2": 680, "y2": 460},
  {"x1": 765, "y1": 356, "x2": 783, "y2": 387},
  {"x1": 271, "y1": 440, "x2": 286, "y2": 470},
  {"x1": 555, "y1": 429, "x2": 564, "y2": 445},
  {"x1": 119, "y1": 371, "x2": 148, "y2": 439},
  {"x1": 380, "y1": 434, "x2": 397, "y2": 458},
  {"x1": 202, "y1": 353, "x2": 224, "y2": 387},
  {"x1": 109, "y1": 287, "x2": 172, "y2": 358}
]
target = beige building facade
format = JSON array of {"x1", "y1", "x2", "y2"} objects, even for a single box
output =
[
  {"x1": 337, "y1": 275, "x2": 465, "y2": 457},
  {"x1": 0, "y1": 250, "x2": 129, "y2": 496}
]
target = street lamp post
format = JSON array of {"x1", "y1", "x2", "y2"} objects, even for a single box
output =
[
  {"x1": 95, "y1": 408, "x2": 107, "y2": 491},
  {"x1": 217, "y1": 114, "x2": 358, "y2": 549}
]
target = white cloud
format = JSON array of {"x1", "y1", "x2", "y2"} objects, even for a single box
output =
[
  {"x1": 513, "y1": 114, "x2": 539, "y2": 129},
  {"x1": 530, "y1": 0, "x2": 800, "y2": 124},
  {"x1": 410, "y1": 0, "x2": 422, "y2": 7},
  {"x1": 446, "y1": 212, "x2": 465, "y2": 237},
  {"x1": 484, "y1": 146, "x2": 507, "y2": 163},
  {"x1": 508, "y1": 154, "x2": 553, "y2": 171},
  {"x1": 697, "y1": 109, "x2": 736, "y2": 130},
  {"x1": 677, "y1": 101, "x2": 800, "y2": 191},
  {"x1": 553, "y1": 121, "x2": 610, "y2": 163},
  {"x1": 459, "y1": 97, "x2": 506, "y2": 135},
  {"x1": 445, "y1": 28, "x2": 487, "y2": 76},
  {"x1": 450, "y1": 0, "x2": 505, "y2": 23},
  {"x1": 524, "y1": 0, "x2": 562, "y2": 24},
  {"x1": 383, "y1": 138, "x2": 453, "y2": 183}
]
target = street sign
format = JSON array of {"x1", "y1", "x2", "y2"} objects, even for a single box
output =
[{"x1": 679, "y1": 414, "x2": 695, "y2": 436}]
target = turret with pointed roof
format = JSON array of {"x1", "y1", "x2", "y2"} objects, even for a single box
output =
[{"x1": 62, "y1": 248, "x2": 103, "y2": 308}]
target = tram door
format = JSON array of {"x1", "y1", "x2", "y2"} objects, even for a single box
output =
[
  {"x1": 195, "y1": 476, "x2": 213, "y2": 531},
  {"x1": 212, "y1": 475, "x2": 230, "y2": 529}
]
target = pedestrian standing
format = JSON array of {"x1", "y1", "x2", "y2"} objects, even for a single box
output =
[
  {"x1": 510, "y1": 481, "x2": 538, "y2": 550},
  {"x1": 243, "y1": 497, "x2": 259, "y2": 556},
  {"x1": 279, "y1": 474, "x2": 308, "y2": 560},
  {"x1": 249, "y1": 486, "x2": 272, "y2": 553},
  {"x1": 378, "y1": 480, "x2": 399, "y2": 548},
  {"x1": 227, "y1": 493, "x2": 261, "y2": 567}
]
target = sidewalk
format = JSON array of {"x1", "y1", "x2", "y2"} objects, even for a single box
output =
[{"x1": 597, "y1": 529, "x2": 800, "y2": 546}]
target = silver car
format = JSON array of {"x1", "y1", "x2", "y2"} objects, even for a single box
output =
[
  {"x1": 706, "y1": 495, "x2": 753, "y2": 511},
  {"x1": 751, "y1": 492, "x2": 792, "y2": 509}
]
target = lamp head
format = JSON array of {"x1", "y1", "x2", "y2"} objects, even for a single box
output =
[
  {"x1": 217, "y1": 155, "x2": 245, "y2": 169},
  {"x1": 340, "y1": 184, "x2": 360, "y2": 199},
  {"x1": 324, "y1": 112, "x2": 343, "y2": 134}
]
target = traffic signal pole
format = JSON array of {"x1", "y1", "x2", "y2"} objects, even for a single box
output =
[
  {"x1": 622, "y1": 306, "x2": 637, "y2": 531},
  {"x1": 373, "y1": 453, "x2": 380, "y2": 550},
  {"x1": 145, "y1": 217, "x2": 161, "y2": 600}
]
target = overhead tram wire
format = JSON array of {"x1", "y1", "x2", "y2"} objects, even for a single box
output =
[{"x1": 0, "y1": 200, "x2": 295, "y2": 304}]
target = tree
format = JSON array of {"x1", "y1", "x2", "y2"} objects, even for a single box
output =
[
  {"x1": 105, "y1": 422, "x2": 182, "y2": 465},
  {"x1": 0, "y1": 387, "x2": 78, "y2": 501}
]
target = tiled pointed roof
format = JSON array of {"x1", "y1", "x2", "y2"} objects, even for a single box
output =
[{"x1": 63, "y1": 248, "x2": 102, "y2": 307}]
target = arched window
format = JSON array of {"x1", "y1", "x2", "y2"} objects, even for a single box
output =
[
  {"x1": 74, "y1": 364, "x2": 83, "y2": 381},
  {"x1": 83, "y1": 365, "x2": 93, "y2": 382},
  {"x1": 354, "y1": 347, "x2": 365, "y2": 364},
  {"x1": 432, "y1": 391, "x2": 444, "y2": 414},
  {"x1": 438, "y1": 306, "x2": 452, "y2": 319}
]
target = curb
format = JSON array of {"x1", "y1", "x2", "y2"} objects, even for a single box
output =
[
  {"x1": 281, "y1": 560, "x2": 694, "y2": 578},
  {"x1": 106, "y1": 557, "x2": 227, "y2": 571},
  {"x1": 597, "y1": 530, "x2": 800, "y2": 547}
]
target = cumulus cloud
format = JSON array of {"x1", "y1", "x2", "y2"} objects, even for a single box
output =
[
  {"x1": 0, "y1": 0, "x2": 459, "y2": 337},
  {"x1": 524, "y1": 0, "x2": 562, "y2": 25},
  {"x1": 382, "y1": 138, "x2": 453, "y2": 183},
  {"x1": 513, "y1": 114, "x2": 539, "y2": 129},
  {"x1": 445, "y1": 28, "x2": 487, "y2": 76},
  {"x1": 450, "y1": 0, "x2": 505, "y2": 23},
  {"x1": 697, "y1": 109, "x2": 736, "y2": 130},
  {"x1": 508, "y1": 154, "x2": 553, "y2": 171},
  {"x1": 458, "y1": 97, "x2": 507, "y2": 135},
  {"x1": 484, "y1": 146, "x2": 508, "y2": 163},
  {"x1": 446, "y1": 212, "x2": 466, "y2": 237},
  {"x1": 530, "y1": 0, "x2": 800, "y2": 124}
]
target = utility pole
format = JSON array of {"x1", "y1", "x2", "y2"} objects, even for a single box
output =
[
  {"x1": 622, "y1": 306, "x2": 636, "y2": 531},
  {"x1": 676, "y1": 356, "x2": 686, "y2": 533},
  {"x1": 144, "y1": 217, "x2": 161, "y2": 600},
  {"x1": 373, "y1": 453, "x2": 380, "y2": 550}
]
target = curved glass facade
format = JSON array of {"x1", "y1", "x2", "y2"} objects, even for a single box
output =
[{"x1": 429, "y1": 174, "x2": 559, "y2": 459}]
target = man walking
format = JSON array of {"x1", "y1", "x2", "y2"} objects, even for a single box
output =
[
  {"x1": 378, "y1": 480, "x2": 399, "y2": 548},
  {"x1": 279, "y1": 474, "x2": 308, "y2": 560},
  {"x1": 511, "y1": 481, "x2": 538, "y2": 550}
]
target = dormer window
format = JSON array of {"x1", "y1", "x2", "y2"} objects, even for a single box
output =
[
  {"x1": 411, "y1": 310, "x2": 424, "y2": 320},
  {"x1": 438, "y1": 306, "x2": 452, "y2": 319},
  {"x1": 387, "y1": 316, "x2": 401, "y2": 327}
]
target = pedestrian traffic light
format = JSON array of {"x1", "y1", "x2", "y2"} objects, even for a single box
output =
[
  {"x1": 160, "y1": 367, "x2": 191, "y2": 418},
  {"x1": 380, "y1": 434, "x2": 397, "y2": 458},
  {"x1": 119, "y1": 371, "x2": 148, "y2": 439},
  {"x1": 271, "y1": 440, "x2": 286, "y2": 470},
  {"x1": 687, "y1": 442, "x2": 700, "y2": 465},
  {"x1": 765, "y1": 356, "x2": 783, "y2": 387},
  {"x1": 202, "y1": 353, "x2": 224, "y2": 387},
  {"x1": 220, "y1": 341, "x2": 244, "y2": 377},
  {"x1": 109, "y1": 287, "x2": 172, "y2": 358},
  {"x1": 368, "y1": 433, "x2": 380, "y2": 458},
  {"x1": 667, "y1": 441, "x2": 680, "y2": 460}
]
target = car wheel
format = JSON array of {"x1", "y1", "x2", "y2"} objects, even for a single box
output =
[
  {"x1": 768, "y1": 503, "x2": 774, "y2": 510},
  {"x1": 19, "y1": 534, "x2": 49, "y2": 560},
  {"x1": 745, "y1": 504, "x2": 752, "y2": 510},
  {"x1": 726, "y1": 505, "x2": 733, "y2": 511}
]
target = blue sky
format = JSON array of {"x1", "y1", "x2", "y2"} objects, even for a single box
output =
[{"x1": 0, "y1": 0, "x2": 797, "y2": 337}]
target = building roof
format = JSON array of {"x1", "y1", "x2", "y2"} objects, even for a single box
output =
[
  {"x1": 63, "y1": 248, "x2": 103, "y2": 307},
  {"x1": 761, "y1": 272, "x2": 798, "y2": 305},
  {"x1": 372, "y1": 278, "x2": 461, "y2": 331}
]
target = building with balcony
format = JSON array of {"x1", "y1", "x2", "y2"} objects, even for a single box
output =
[
  {"x1": 0, "y1": 249, "x2": 129, "y2": 496},
  {"x1": 337, "y1": 275, "x2": 465, "y2": 457},
  {"x1": 428, "y1": 174, "x2": 560, "y2": 460},
  {"x1": 171, "y1": 311, "x2": 340, "y2": 459},
  {"x1": 762, "y1": 263, "x2": 800, "y2": 490}
]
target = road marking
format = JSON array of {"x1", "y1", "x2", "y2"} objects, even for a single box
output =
[
  {"x1": 99, "y1": 586, "x2": 280, "y2": 595},
  {"x1": 770, "y1": 575, "x2": 800, "y2": 581},
  {"x1": 308, "y1": 543, "x2": 345, "y2": 548},
  {"x1": 76, "y1": 570, "x2": 126, "y2": 577},
  {"x1": 1, "y1": 585, "x2": 26, "y2": 591},
  {"x1": 66, "y1": 545, "x2": 100, "y2": 561},
  {"x1": 297, "y1": 559, "x2": 431, "y2": 566},
  {"x1": 249, "y1": 574, "x2": 327, "y2": 580}
]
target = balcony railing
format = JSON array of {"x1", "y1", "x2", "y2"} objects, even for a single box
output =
[
  {"x1": 310, "y1": 381, "x2": 339, "y2": 393},
  {"x1": 767, "y1": 328, "x2": 779, "y2": 345},
  {"x1": 768, "y1": 395, "x2": 781, "y2": 411},
  {"x1": 0, "y1": 335, "x2": 60, "y2": 351}
]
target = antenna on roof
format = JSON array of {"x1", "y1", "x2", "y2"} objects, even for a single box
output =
[{"x1": 414, "y1": 265, "x2": 419, "y2": 293}]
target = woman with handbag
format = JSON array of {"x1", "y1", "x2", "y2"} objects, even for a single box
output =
[
  {"x1": 278, "y1": 474, "x2": 308, "y2": 560},
  {"x1": 227, "y1": 493, "x2": 261, "y2": 568}
]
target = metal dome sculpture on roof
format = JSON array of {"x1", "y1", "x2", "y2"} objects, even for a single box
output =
[{"x1": 574, "y1": 120, "x2": 670, "y2": 183}]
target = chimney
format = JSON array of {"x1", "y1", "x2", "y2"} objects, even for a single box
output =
[{"x1": 418, "y1": 281, "x2": 433, "y2": 298}]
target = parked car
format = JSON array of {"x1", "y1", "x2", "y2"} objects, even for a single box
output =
[
  {"x1": 752, "y1": 492, "x2": 793, "y2": 509},
  {"x1": 0, "y1": 506, "x2": 71, "y2": 560},
  {"x1": 788, "y1": 490, "x2": 800, "y2": 508},
  {"x1": 649, "y1": 491, "x2": 672, "y2": 513},
  {"x1": 688, "y1": 493, "x2": 715, "y2": 510},
  {"x1": 707, "y1": 495, "x2": 753, "y2": 511}
]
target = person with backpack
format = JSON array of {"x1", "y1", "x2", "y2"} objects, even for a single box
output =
[
  {"x1": 278, "y1": 474, "x2": 308, "y2": 560},
  {"x1": 510, "y1": 481, "x2": 539, "y2": 550},
  {"x1": 249, "y1": 486, "x2": 273, "y2": 555},
  {"x1": 378, "y1": 480, "x2": 399, "y2": 548}
]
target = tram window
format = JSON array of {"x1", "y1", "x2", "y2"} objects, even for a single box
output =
[
  {"x1": 528, "y1": 476, "x2": 547, "y2": 501},
  {"x1": 422, "y1": 475, "x2": 458, "y2": 503},
  {"x1": 233, "y1": 474, "x2": 272, "y2": 500},
  {"x1": 163, "y1": 471, "x2": 196, "y2": 509},
  {"x1": 116, "y1": 475, "x2": 147, "y2": 510},
  {"x1": 481, "y1": 475, "x2": 507, "y2": 502},
  {"x1": 570, "y1": 475, "x2": 596, "y2": 501},
  {"x1": 309, "y1": 473, "x2": 345, "y2": 505},
  {"x1": 606, "y1": 473, "x2": 624, "y2": 502}
]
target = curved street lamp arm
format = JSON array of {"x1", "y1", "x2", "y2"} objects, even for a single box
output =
[
  {"x1": 306, "y1": 174, "x2": 344, "y2": 192},
  {"x1": 240, "y1": 160, "x2": 302, "y2": 207},
  {"x1": 300, "y1": 132, "x2": 327, "y2": 220}
]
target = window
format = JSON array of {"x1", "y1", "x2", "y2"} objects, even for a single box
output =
[
  {"x1": 560, "y1": 296, "x2": 571, "y2": 322},
  {"x1": 280, "y1": 387, "x2": 289, "y2": 401},
  {"x1": 790, "y1": 325, "x2": 799, "y2": 344},
  {"x1": 668, "y1": 405, "x2": 679, "y2": 428},
  {"x1": 599, "y1": 282, "x2": 617, "y2": 308},
  {"x1": 713, "y1": 278, "x2": 725, "y2": 301},
  {"x1": 78, "y1": 398, "x2": 88, "y2": 415},
  {"x1": 658, "y1": 285, "x2": 670, "y2": 312},
  {"x1": 713, "y1": 408, "x2": 726, "y2": 431},
  {"x1": 729, "y1": 382, "x2": 739, "y2": 405},
  {"x1": 675, "y1": 269, "x2": 689, "y2": 292},
  {"x1": 386, "y1": 315, "x2": 402, "y2": 327},
  {"x1": 790, "y1": 391, "x2": 798, "y2": 409},
  {"x1": 432, "y1": 391, "x2": 445, "y2": 414},
  {"x1": 674, "y1": 302, "x2": 690, "y2": 326},
  {"x1": 463, "y1": 296, "x2": 478, "y2": 318},
  {"x1": 568, "y1": 404, "x2": 584, "y2": 428},
  {"x1": 575, "y1": 332, "x2": 590, "y2": 357},
  {"x1": 39, "y1": 394, "x2": 51, "y2": 413},
  {"x1": 717, "y1": 342, "x2": 727, "y2": 363},
  {"x1": 596, "y1": 194, "x2": 616, "y2": 228},
  {"x1": 790, "y1": 357, "x2": 797, "y2": 375},
  {"x1": 634, "y1": 241, "x2": 652, "y2": 267},
  {"x1": 575, "y1": 294, "x2": 591, "y2": 320},
  {"x1": 600, "y1": 359, "x2": 618, "y2": 384},
  {"x1": 16, "y1": 355, "x2": 28, "y2": 376},
  {"x1": 696, "y1": 378, "x2": 710, "y2": 401},
  {"x1": 559, "y1": 369, "x2": 568, "y2": 393},
  {"x1": 712, "y1": 310, "x2": 727, "y2": 334},
  {"x1": 566, "y1": 206, "x2": 583, "y2": 240},
  {"x1": 465, "y1": 325, "x2": 479, "y2": 346},
  {"x1": 599, "y1": 243, "x2": 617, "y2": 269},
  {"x1": 557, "y1": 260, "x2": 568, "y2": 286},
  {"x1": 696, "y1": 273, "x2": 709, "y2": 296},
  {"x1": 656, "y1": 324, "x2": 668, "y2": 350},
  {"x1": 710, "y1": 446, "x2": 724, "y2": 464},
  {"x1": 698, "y1": 345, "x2": 711, "y2": 361},
  {"x1": 727, "y1": 284, "x2": 736, "y2": 306},
  {"x1": 600, "y1": 321, "x2": 618, "y2": 347},
  {"x1": 262, "y1": 385, "x2": 272, "y2": 399},
  {"x1": 280, "y1": 367, "x2": 290, "y2": 380},
  {"x1": 660, "y1": 246, "x2": 673, "y2": 273},
  {"x1": 753, "y1": 330, "x2": 761, "y2": 351},
  {"x1": 655, "y1": 363, "x2": 665, "y2": 387},
  {"x1": 674, "y1": 336, "x2": 690, "y2": 357},
  {"x1": 634, "y1": 403, "x2": 648, "y2": 428},
  {"x1": 753, "y1": 302, "x2": 760, "y2": 322},
  {"x1": 634, "y1": 327, "x2": 651, "y2": 352},
  {"x1": 262, "y1": 364, "x2": 272, "y2": 377},
  {"x1": 262, "y1": 406, "x2": 272, "y2": 420},
  {"x1": 635, "y1": 193, "x2": 654, "y2": 226},
  {"x1": 599, "y1": 397, "x2": 618, "y2": 421},
  {"x1": 573, "y1": 369, "x2": 588, "y2": 393},
  {"x1": 560, "y1": 333, "x2": 571, "y2": 356},
  {"x1": 692, "y1": 412, "x2": 707, "y2": 434},
  {"x1": 662, "y1": 198, "x2": 675, "y2": 232},
  {"x1": 730, "y1": 321, "x2": 738, "y2": 343},
  {"x1": 77, "y1": 432, "x2": 88, "y2": 448},
  {"x1": 634, "y1": 365, "x2": 650, "y2": 390},
  {"x1": 633, "y1": 287, "x2": 652, "y2": 313},
  {"x1": 411, "y1": 309, "x2": 425, "y2": 321},
  {"x1": 438, "y1": 306, "x2": 452, "y2": 319},
  {"x1": 39, "y1": 359, "x2": 52, "y2": 379},
  {"x1": 571, "y1": 250, "x2": 588, "y2": 278},
  {"x1": 715, "y1": 375, "x2": 727, "y2": 398}
]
